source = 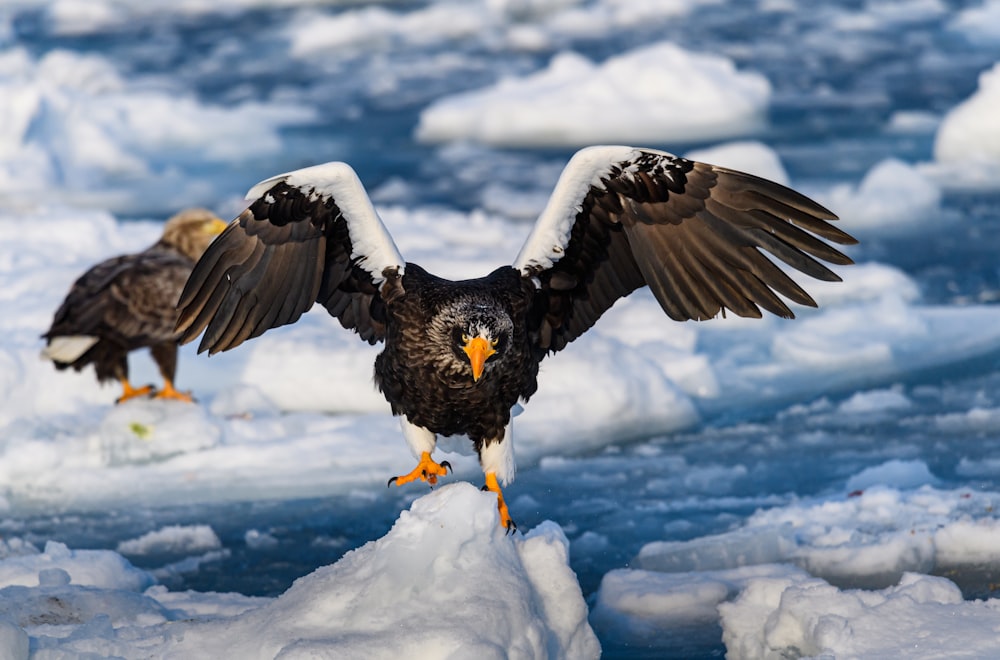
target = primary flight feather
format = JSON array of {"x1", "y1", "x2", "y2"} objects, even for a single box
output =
[{"x1": 176, "y1": 145, "x2": 856, "y2": 531}]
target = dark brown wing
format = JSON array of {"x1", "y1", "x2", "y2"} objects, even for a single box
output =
[
  {"x1": 45, "y1": 249, "x2": 190, "y2": 348},
  {"x1": 514, "y1": 146, "x2": 857, "y2": 357},
  {"x1": 175, "y1": 162, "x2": 405, "y2": 355}
]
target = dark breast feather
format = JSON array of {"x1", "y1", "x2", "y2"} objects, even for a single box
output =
[
  {"x1": 375, "y1": 265, "x2": 536, "y2": 443},
  {"x1": 524, "y1": 154, "x2": 857, "y2": 360},
  {"x1": 176, "y1": 181, "x2": 388, "y2": 354}
]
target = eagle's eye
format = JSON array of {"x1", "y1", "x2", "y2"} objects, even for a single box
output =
[
  {"x1": 490, "y1": 337, "x2": 499, "y2": 348},
  {"x1": 461, "y1": 333, "x2": 470, "y2": 344}
]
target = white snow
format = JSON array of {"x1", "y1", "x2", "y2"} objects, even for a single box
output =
[
  {"x1": 684, "y1": 140, "x2": 790, "y2": 186},
  {"x1": 0, "y1": 485, "x2": 600, "y2": 659},
  {"x1": 116, "y1": 525, "x2": 222, "y2": 556},
  {"x1": 285, "y1": 0, "x2": 715, "y2": 58},
  {"x1": 415, "y1": 41, "x2": 771, "y2": 147},
  {"x1": 0, "y1": 46, "x2": 315, "y2": 213},
  {"x1": 948, "y1": 0, "x2": 1000, "y2": 45},
  {"x1": 825, "y1": 158, "x2": 943, "y2": 236},
  {"x1": 719, "y1": 572, "x2": 1000, "y2": 660},
  {"x1": 924, "y1": 60, "x2": 1000, "y2": 189}
]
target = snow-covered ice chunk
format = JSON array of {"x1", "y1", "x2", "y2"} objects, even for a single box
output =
[
  {"x1": 719, "y1": 572, "x2": 1000, "y2": 660},
  {"x1": 0, "y1": 541, "x2": 153, "y2": 591},
  {"x1": 415, "y1": 41, "x2": 770, "y2": 147},
  {"x1": 116, "y1": 525, "x2": 222, "y2": 556},
  {"x1": 590, "y1": 564, "x2": 809, "y2": 649},
  {"x1": 636, "y1": 483, "x2": 1000, "y2": 590},
  {"x1": 826, "y1": 158, "x2": 943, "y2": 236},
  {"x1": 923, "y1": 61, "x2": 1000, "y2": 189}
]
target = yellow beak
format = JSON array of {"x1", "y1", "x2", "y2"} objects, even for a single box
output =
[
  {"x1": 463, "y1": 336, "x2": 496, "y2": 382},
  {"x1": 206, "y1": 219, "x2": 230, "y2": 236}
]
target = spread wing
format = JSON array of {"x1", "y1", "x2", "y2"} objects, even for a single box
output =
[
  {"x1": 176, "y1": 162, "x2": 405, "y2": 354},
  {"x1": 514, "y1": 145, "x2": 857, "y2": 356}
]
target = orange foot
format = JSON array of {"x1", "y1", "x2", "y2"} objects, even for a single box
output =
[
  {"x1": 116, "y1": 379, "x2": 154, "y2": 404},
  {"x1": 152, "y1": 379, "x2": 194, "y2": 403},
  {"x1": 388, "y1": 451, "x2": 452, "y2": 487},
  {"x1": 483, "y1": 472, "x2": 517, "y2": 534}
]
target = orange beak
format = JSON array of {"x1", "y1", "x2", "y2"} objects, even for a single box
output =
[{"x1": 463, "y1": 336, "x2": 496, "y2": 382}]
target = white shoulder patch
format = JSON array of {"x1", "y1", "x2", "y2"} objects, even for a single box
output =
[
  {"x1": 512, "y1": 145, "x2": 641, "y2": 277},
  {"x1": 246, "y1": 162, "x2": 406, "y2": 285}
]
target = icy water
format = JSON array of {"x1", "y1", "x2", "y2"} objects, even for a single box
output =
[{"x1": 4, "y1": 1, "x2": 1000, "y2": 657}]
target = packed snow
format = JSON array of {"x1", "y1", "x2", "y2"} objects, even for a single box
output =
[{"x1": 2, "y1": 1, "x2": 1000, "y2": 658}]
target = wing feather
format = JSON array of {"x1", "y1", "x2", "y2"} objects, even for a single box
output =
[
  {"x1": 177, "y1": 163, "x2": 405, "y2": 354},
  {"x1": 515, "y1": 146, "x2": 857, "y2": 358}
]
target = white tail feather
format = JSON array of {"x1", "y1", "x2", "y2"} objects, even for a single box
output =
[{"x1": 41, "y1": 336, "x2": 99, "y2": 363}]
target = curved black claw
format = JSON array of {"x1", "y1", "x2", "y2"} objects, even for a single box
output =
[
  {"x1": 505, "y1": 519, "x2": 518, "y2": 536},
  {"x1": 387, "y1": 476, "x2": 398, "y2": 488},
  {"x1": 441, "y1": 460, "x2": 452, "y2": 474},
  {"x1": 480, "y1": 484, "x2": 489, "y2": 492}
]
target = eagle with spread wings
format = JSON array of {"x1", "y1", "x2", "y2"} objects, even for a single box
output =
[{"x1": 176, "y1": 146, "x2": 856, "y2": 531}]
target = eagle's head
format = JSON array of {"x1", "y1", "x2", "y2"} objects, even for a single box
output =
[
  {"x1": 434, "y1": 297, "x2": 514, "y2": 382},
  {"x1": 162, "y1": 208, "x2": 229, "y2": 261}
]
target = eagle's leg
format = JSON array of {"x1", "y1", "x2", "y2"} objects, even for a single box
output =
[
  {"x1": 483, "y1": 472, "x2": 516, "y2": 534},
  {"x1": 388, "y1": 417, "x2": 451, "y2": 487},
  {"x1": 388, "y1": 451, "x2": 452, "y2": 487},
  {"x1": 116, "y1": 378, "x2": 154, "y2": 403},
  {"x1": 479, "y1": 428, "x2": 517, "y2": 533},
  {"x1": 150, "y1": 343, "x2": 193, "y2": 402}
]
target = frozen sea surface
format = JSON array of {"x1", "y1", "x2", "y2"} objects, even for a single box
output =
[{"x1": 2, "y1": 1, "x2": 1000, "y2": 658}]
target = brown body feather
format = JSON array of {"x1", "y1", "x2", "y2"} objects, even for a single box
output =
[{"x1": 43, "y1": 209, "x2": 226, "y2": 393}]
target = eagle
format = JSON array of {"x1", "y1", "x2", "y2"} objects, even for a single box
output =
[
  {"x1": 176, "y1": 146, "x2": 856, "y2": 531},
  {"x1": 43, "y1": 208, "x2": 228, "y2": 403}
]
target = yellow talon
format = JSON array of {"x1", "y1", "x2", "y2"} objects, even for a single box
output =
[
  {"x1": 388, "y1": 451, "x2": 451, "y2": 487},
  {"x1": 484, "y1": 472, "x2": 517, "y2": 533},
  {"x1": 152, "y1": 379, "x2": 194, "y2": 403},
  {"x1": 116, "y1": 378, "x2": 154, "y2": 404}
]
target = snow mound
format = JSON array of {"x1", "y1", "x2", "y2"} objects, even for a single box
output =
[
  {"x1": 176, "y1": 483, "x2": 600, "y2": 659},
  {"x1": 0, "y1": 485, "x2": 599, "y2": 658},
  {"x1": 925, "y1": 60, "x2": 1000, "y2": 189},
  {"x1": 415, "y1": 41, "x2": 770, "y2": 147},
  {"x1": 719, "y1": 572, "x2": 1000, "y2": 660}
]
